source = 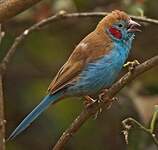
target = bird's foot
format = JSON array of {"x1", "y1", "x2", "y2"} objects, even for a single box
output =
[
  {"x1": 92, "y1": 89, "x2": 109, "y2": 119},
  {"x1": 123, "y1": 60, "x2": 140, "y2": 72},
  {"x1": 84, "y1": 96, "x2": 96, "y2": 108},
  {"x1": 98, "y1": 89, "x2": 109, "y2": 102},
  {"x1": 107, "y1": 97, "x2": 119, "y2": 110},
  {"x1": 83, "y1": 94, "x2": 119, "y2": 119},
  {"x1": 84, "y1": 96, "x2": 102, "y2": 120},
  {"x1": 93, "y1": 97, "x2": 119, "y2": 119},
  {"x1": 93, "y1": 99, "x2": 103, "y2": 120}
]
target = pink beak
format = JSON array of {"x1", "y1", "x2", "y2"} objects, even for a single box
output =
[{"x1": 127, "y1": 19, "x2": 141, "y2": 32}]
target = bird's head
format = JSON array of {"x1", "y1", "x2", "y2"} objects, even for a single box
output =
[{"x1": 96, "y1": 10, "x2": 141, "y2": 43}]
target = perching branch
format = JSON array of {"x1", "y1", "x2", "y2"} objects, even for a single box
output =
[
  {"x1": 53, "y1": 55, "x2": 158, "y2": 150},
  {"x1": 0, "y1": 0, "x2": 43, "y2": 23},
  {"x1": 122, "y1": 105, "x2": 158, "y2": 147}
]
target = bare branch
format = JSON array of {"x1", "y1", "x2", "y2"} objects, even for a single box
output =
[
  {"x1": 0, "y1": 24, "x2": 6, "y2": 150},
  {"x1": 0, "y1": 75, "x2": 5, "y2": 150},
  {"x1": 0, "y1": 12, "x2": 61, "y2": 73},
  {"x1": 150, "y1": 105, "x2": 158, "y2": 133},
  {"x1": 0, "y1": 26, "x2": 5, "y2": 46},
  {"x1": 53, "y1": 55, "x2": 158, "y2": 150},
  {"x1": 0, "y1": 0, "x2": 42, "y2": 23},
  {"x1": 0, "y1": 25, "x2": 2, "y2": 44}
]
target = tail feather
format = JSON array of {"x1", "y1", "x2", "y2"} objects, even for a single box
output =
[{"x1": 8, "y1": 92, "x2": 63, "y2": 140}]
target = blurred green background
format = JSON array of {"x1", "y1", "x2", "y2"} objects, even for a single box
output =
[{"x1": 1, "y1": 0, "x2": 158, "y2": 149}]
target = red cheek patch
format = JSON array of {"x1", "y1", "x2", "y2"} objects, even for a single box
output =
[{"x1": 109, "y1": 27, "x2": 122, "y2": 39}]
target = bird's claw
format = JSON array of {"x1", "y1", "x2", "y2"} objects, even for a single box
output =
[
  {"x1": 93, "y1": 99, "x2": 103, "y2": 120},
  {"x1": 93, "y1": 89, "x2": 108, "y2": 119},
  {"x1": 84, "y1": 94, "x2": 119, "y2": 119},
  {"x1": 84, "y1": 96, "x2": 103, "y2": 119},
  {"x1": 93, "y1": 97, "x2": 119, "y2": 119},
  {"x1": 112, "y1": 97, "x2": 119, "y2": 103},
  {"x1": 123, "y1": 60, "x2": 140, "y2": 72},
  {"x1": 107, "y1": 97, "x2": 119, "y2": 109},
  {"x1": 98, "y1": 89, "x2": 109, "y2": 102},
  {"x1": 83, "y1": 96, "x2": 96, "y2": 108},
  {"x1": 58, "y1": 10, "x2": 67, "y2": 15}
]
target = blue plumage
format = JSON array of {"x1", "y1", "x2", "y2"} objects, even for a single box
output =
[{"x1": 67, "y1": 38, "x2": 132, "y2": 95}]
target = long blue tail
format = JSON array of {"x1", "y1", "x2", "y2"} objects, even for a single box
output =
[{"x1": 8, "y1": 92, "x2": 63, "y2": 140}]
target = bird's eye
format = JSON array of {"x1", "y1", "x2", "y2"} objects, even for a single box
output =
[{"x1": 118, "y1": 24, "x2": 123, "y2": 28}]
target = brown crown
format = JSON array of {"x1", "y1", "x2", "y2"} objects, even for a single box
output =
[{"x1": 96, "y1": 10, "x2": 130, "y2": 31}]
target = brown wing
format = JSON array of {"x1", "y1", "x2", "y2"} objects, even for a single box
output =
[
  {"x1": 48, "y1": 31, "x2": 113, "y2": 94},
  {"x1": 48, "y1": 60, "x2": 84, "y2": 94}
]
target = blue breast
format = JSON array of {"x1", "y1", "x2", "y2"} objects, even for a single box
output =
[{"x1": 67, "y1": 41, "x2": 131, "y2": 96}]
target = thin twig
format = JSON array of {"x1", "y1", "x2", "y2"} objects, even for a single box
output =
[
  {"x1": 0, "y1": 12, "x2": 61, "y2": 73},
  {"x1": 1, "y1": 11, "x2": 158, "y2": 74},
  {"x1": 0, "y1": 0, "x2": 158, "y2": 24},
  {"x1": 0, "y1": 25, "x2": 5, "y2": 46},
  {"x1": 0, "y1": 24, "x2": 6, "y2": 150},
  {"x1": 0, "y1": 75, "x2": 5, "y2": 150},
  {"x1": 53, "y1": 56, "x2": 158, "y2": 150},
  {"x1": 0, "y1": 25, "x2": 2, "y2": 44},
  {"x1": 121, "y1": 106, "x2": 158, "y2": 146},
  {"x1": 150, "y1": 105, "x2": 158, "y2": 133}
]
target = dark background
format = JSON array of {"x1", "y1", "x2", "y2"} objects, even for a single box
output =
[{"x1": 1, "y1": 0, "x2": 158, "y2": 149}]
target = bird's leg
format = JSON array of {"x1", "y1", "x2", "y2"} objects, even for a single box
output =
[
  {"x1": 93, "y1": 96, "x2": 119, "y2": 119},
  {"x1": 106, "y1": 97, "x2": 119, "y2": 109},
  {"x1": 98, "y1": 89, "x2": 119, "y2": 110},
  {"x1": 84, "y1": 95, "x2": 96, "y2": 108},
  {"x1": 123, "y1": 60, "x2": 140, "y2": 72},
  {"x1": 84, "y1": 96, "x2": 102, "y2": 119},
  {"x1": 94, "y1": 89, "x2": 109, "y2": 117},
  {"x1": 91, "y1": 89, "x2": 109, "y2": 119},
  {"x1": 98, "y1": 89, "x2": 109, "y2": 102}
]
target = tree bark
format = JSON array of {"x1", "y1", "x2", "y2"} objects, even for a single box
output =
[{"x1": 0, "y1": 0, "x2": 42, "y2": 23}]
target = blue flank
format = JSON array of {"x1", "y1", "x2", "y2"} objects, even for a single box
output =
[{"x1": 8, "y1": 92, "x2": 63, "y2": 140}]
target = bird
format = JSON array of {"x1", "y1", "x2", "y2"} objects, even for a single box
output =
[{"x1": 8, "y1": 10, "x2": 141, "y2": 140}]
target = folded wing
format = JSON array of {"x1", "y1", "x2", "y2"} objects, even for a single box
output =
[{"x1": 48, "y1": 31, "x2": 113, "y2": 94}]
